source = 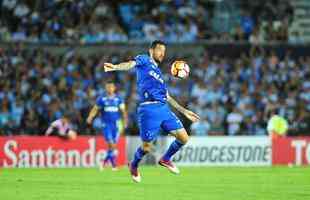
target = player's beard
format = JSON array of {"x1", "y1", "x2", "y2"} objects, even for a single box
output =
[{"x1": 154, "y1": 56, "x2": 163, "y2": 64}]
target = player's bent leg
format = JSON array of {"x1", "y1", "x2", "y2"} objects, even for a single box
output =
[
  {"x1": 101, "y1": 126, "x2": 116, "y2": 169},
  {"x1": 133, "y1": 142, "x2": 152, "y2": 166},
  {"x1": 99, "y1": 143, "x2": 114, "y2": 171},
  {"x1": 129, "y1": 142, "x2": 152, "y2": 183},
  {"x1": 100, "y1": 129, "x2": 115, "y2": 169},
  {"x1": 159, "y1": 128, "x2": 188, "y2": 174},
  {"x1": 111, "y1": 126, "x2": 121, "y2": 171},
  {"x1": 130, "y1": 104, "x2": 161, "y2": 182},
  {"x1": 172, "y1": 128, "x2": 189, "y2": 144},
  {"x1": 108, "y1": 143, "x2": 119, "y2": 171}
]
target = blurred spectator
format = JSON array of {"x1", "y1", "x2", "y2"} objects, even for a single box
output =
[
  {"x1": 226, "y1": 107, "x2": 243, "y2": 136},
  {"x1": 0, "y1": 42, "x2": 309, "y2": 136},
  {"x1": 190, "y1": 118, "x2": 210, "y2": 136},
  {"x1": 289, "y1": 30, "x2": 304, "y2": 44},
  {"x1": 0, "y1": 102, "x2": 11, "y2": 133},
  {"x1": 209, "y1": 117, "x2": 225, "y2": 136},
  {"x1": 0, "y1": 0, "x2": 295, "y2": 43},
  {"x1": 249, "y1": 26, "x2": 264, "y2": 45}
]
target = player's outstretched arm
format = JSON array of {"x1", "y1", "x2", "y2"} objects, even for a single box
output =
[
  {"x1": 167, "y1": 93, "x2": 200, "y2": 123},
  {"x1": 86, "y1": 105, "x2": 99, "y2": 125},
  {"x1": 104, "y1": 61, "x2": 136, "y2": 72},
  {"x1": 45, "y1": 125, "x2": 55, "y2": 136}
]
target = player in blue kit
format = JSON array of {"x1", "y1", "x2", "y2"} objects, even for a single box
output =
[
  {"x1": 87, "y1": 81, "x2": 128, "y2": 171},
  {"x1": 104, "y1": 40, "x2": 200, "y2": 182}
]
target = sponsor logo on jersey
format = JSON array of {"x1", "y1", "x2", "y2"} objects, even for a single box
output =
[
  {"x1": 149, "y1": 70, "x2": 164, "y2": 83},
  {"x1": 104, "y1": 106, "x2": 119, "y2": 112}
]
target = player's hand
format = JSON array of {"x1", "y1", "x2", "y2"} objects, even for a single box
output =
[
  {"x1": 104, "y1": 63, "x2": 115, "y2": 72},
  {"x1": 184, "y1": 110, "x2": 200, "y2": 122},
  {"x1": 86, "y1": 117, "x2": 93, "y2": 125}
]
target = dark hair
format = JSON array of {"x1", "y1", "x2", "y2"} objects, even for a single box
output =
[{"x1": 150, "y1": 40, "x2": 166, "y2": 49}]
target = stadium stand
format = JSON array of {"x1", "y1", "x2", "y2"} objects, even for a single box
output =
[
  {"x1": 0, "y1": 43, "x2": 309, "y2": 136},
  {"x1": 0, "y1": 0, "x2": 295, "y2": 43},
  {"x1": 0, "y1": 0, "x2": 309, "y2": 136}
]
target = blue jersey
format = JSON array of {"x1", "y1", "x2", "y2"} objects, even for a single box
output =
[
  {"x1": 96, "y1": 95, "x2": 124, "y2": 123},
  {"x1": 134, "y1": 54, "x2": 168, "y2": 103}
]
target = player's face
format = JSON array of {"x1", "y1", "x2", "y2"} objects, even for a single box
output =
[
  {"x1": 106, "y1": 83, "x2": 116, "y2": 95},
  {"x1": 151, "y1": 44, "x2": 166, "y2": 63}
]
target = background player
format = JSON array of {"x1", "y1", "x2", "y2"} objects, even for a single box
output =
[
  {"x1": 87, "y1": 81, "x2": 128, "y2": 171},
  {"x1": 45, "y1": 116, "x2": 77, "y2": 140},
  {"x1": 104, "y1": 40, "x2": 200, "y2": 182}
]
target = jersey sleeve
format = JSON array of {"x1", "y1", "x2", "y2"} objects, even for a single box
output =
[
  {"x1": 134, "y1": 54, "x2": 148, "y2": 67},
  {"x1": 96, "y1": 96, "x2": 104, "y2": 108}
]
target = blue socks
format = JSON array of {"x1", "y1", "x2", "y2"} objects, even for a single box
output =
[
  {"x1": 110, "y1": 155, "x2": 116, "y2": 168},
  {"x1": 162, "y1": 140, "x2": 184, "y2": 161},
  {"x1": 104, "y1": 150, "x2": 112, "y2": 162},
  {"x1": 104, "y1": 149, "x2": 117, "y2": 167},
  {"x1": 131, "y1": 147, "x2": 147, "y2": 168},
  {"x1": 130, "y1": 140, "x2": 184, "y2": 168}
]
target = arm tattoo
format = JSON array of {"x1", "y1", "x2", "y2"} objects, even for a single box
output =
[
  {"x1": 167, "y1": 93, "x2": 187, "y2": 114},
  {"x1": 113, "y1": 61, "x2": 136, "y2": 71}
]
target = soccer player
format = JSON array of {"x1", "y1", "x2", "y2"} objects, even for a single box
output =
[
  {"x1": 45, "y1": 116, "x2": 77, "y2": 140},
  {"x1": 87, "y1": 81, "x2": 128, "y2": 171},
  {"x1": 104, "y1": 40, "x2": 200, "y2": 182}
]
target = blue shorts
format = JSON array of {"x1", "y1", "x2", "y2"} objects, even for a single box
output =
[
  {"x1": 137, "y1": 102, "x2": 184, "y2": 142},
  {"x1": 102, "y1": 120, "x2": 121, "y2": 144}
]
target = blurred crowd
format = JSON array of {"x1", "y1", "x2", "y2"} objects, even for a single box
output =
[
  {"x1": 0, "y1": 44, "x2": 309, "y2": 136},
  {"x1": 187, "y1": 47, "x2": 310, "y2": 136},
  {"x1": 0, "y1": 0, "x2": 299, "y2": 44}
]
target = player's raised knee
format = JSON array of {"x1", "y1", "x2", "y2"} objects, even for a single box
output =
[
  {"x1": 180, "y1": 134, "x2": 189, "y2": 144},
  {"x1": 175, "y1": 129, "x2": 189, "y2": 144}
]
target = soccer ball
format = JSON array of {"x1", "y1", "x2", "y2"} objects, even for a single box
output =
[{"x1": 170, "y1": 60, "x2": 190, "y2": 79}]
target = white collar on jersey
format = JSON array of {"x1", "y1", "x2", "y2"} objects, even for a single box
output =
[{"x1": 107, "y1": 94, "x2": 116, "y2": 99}]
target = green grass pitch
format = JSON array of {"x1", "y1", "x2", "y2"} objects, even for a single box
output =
[{"x1": 1, "y1": 166, "x2": 310, "y2": 200}]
